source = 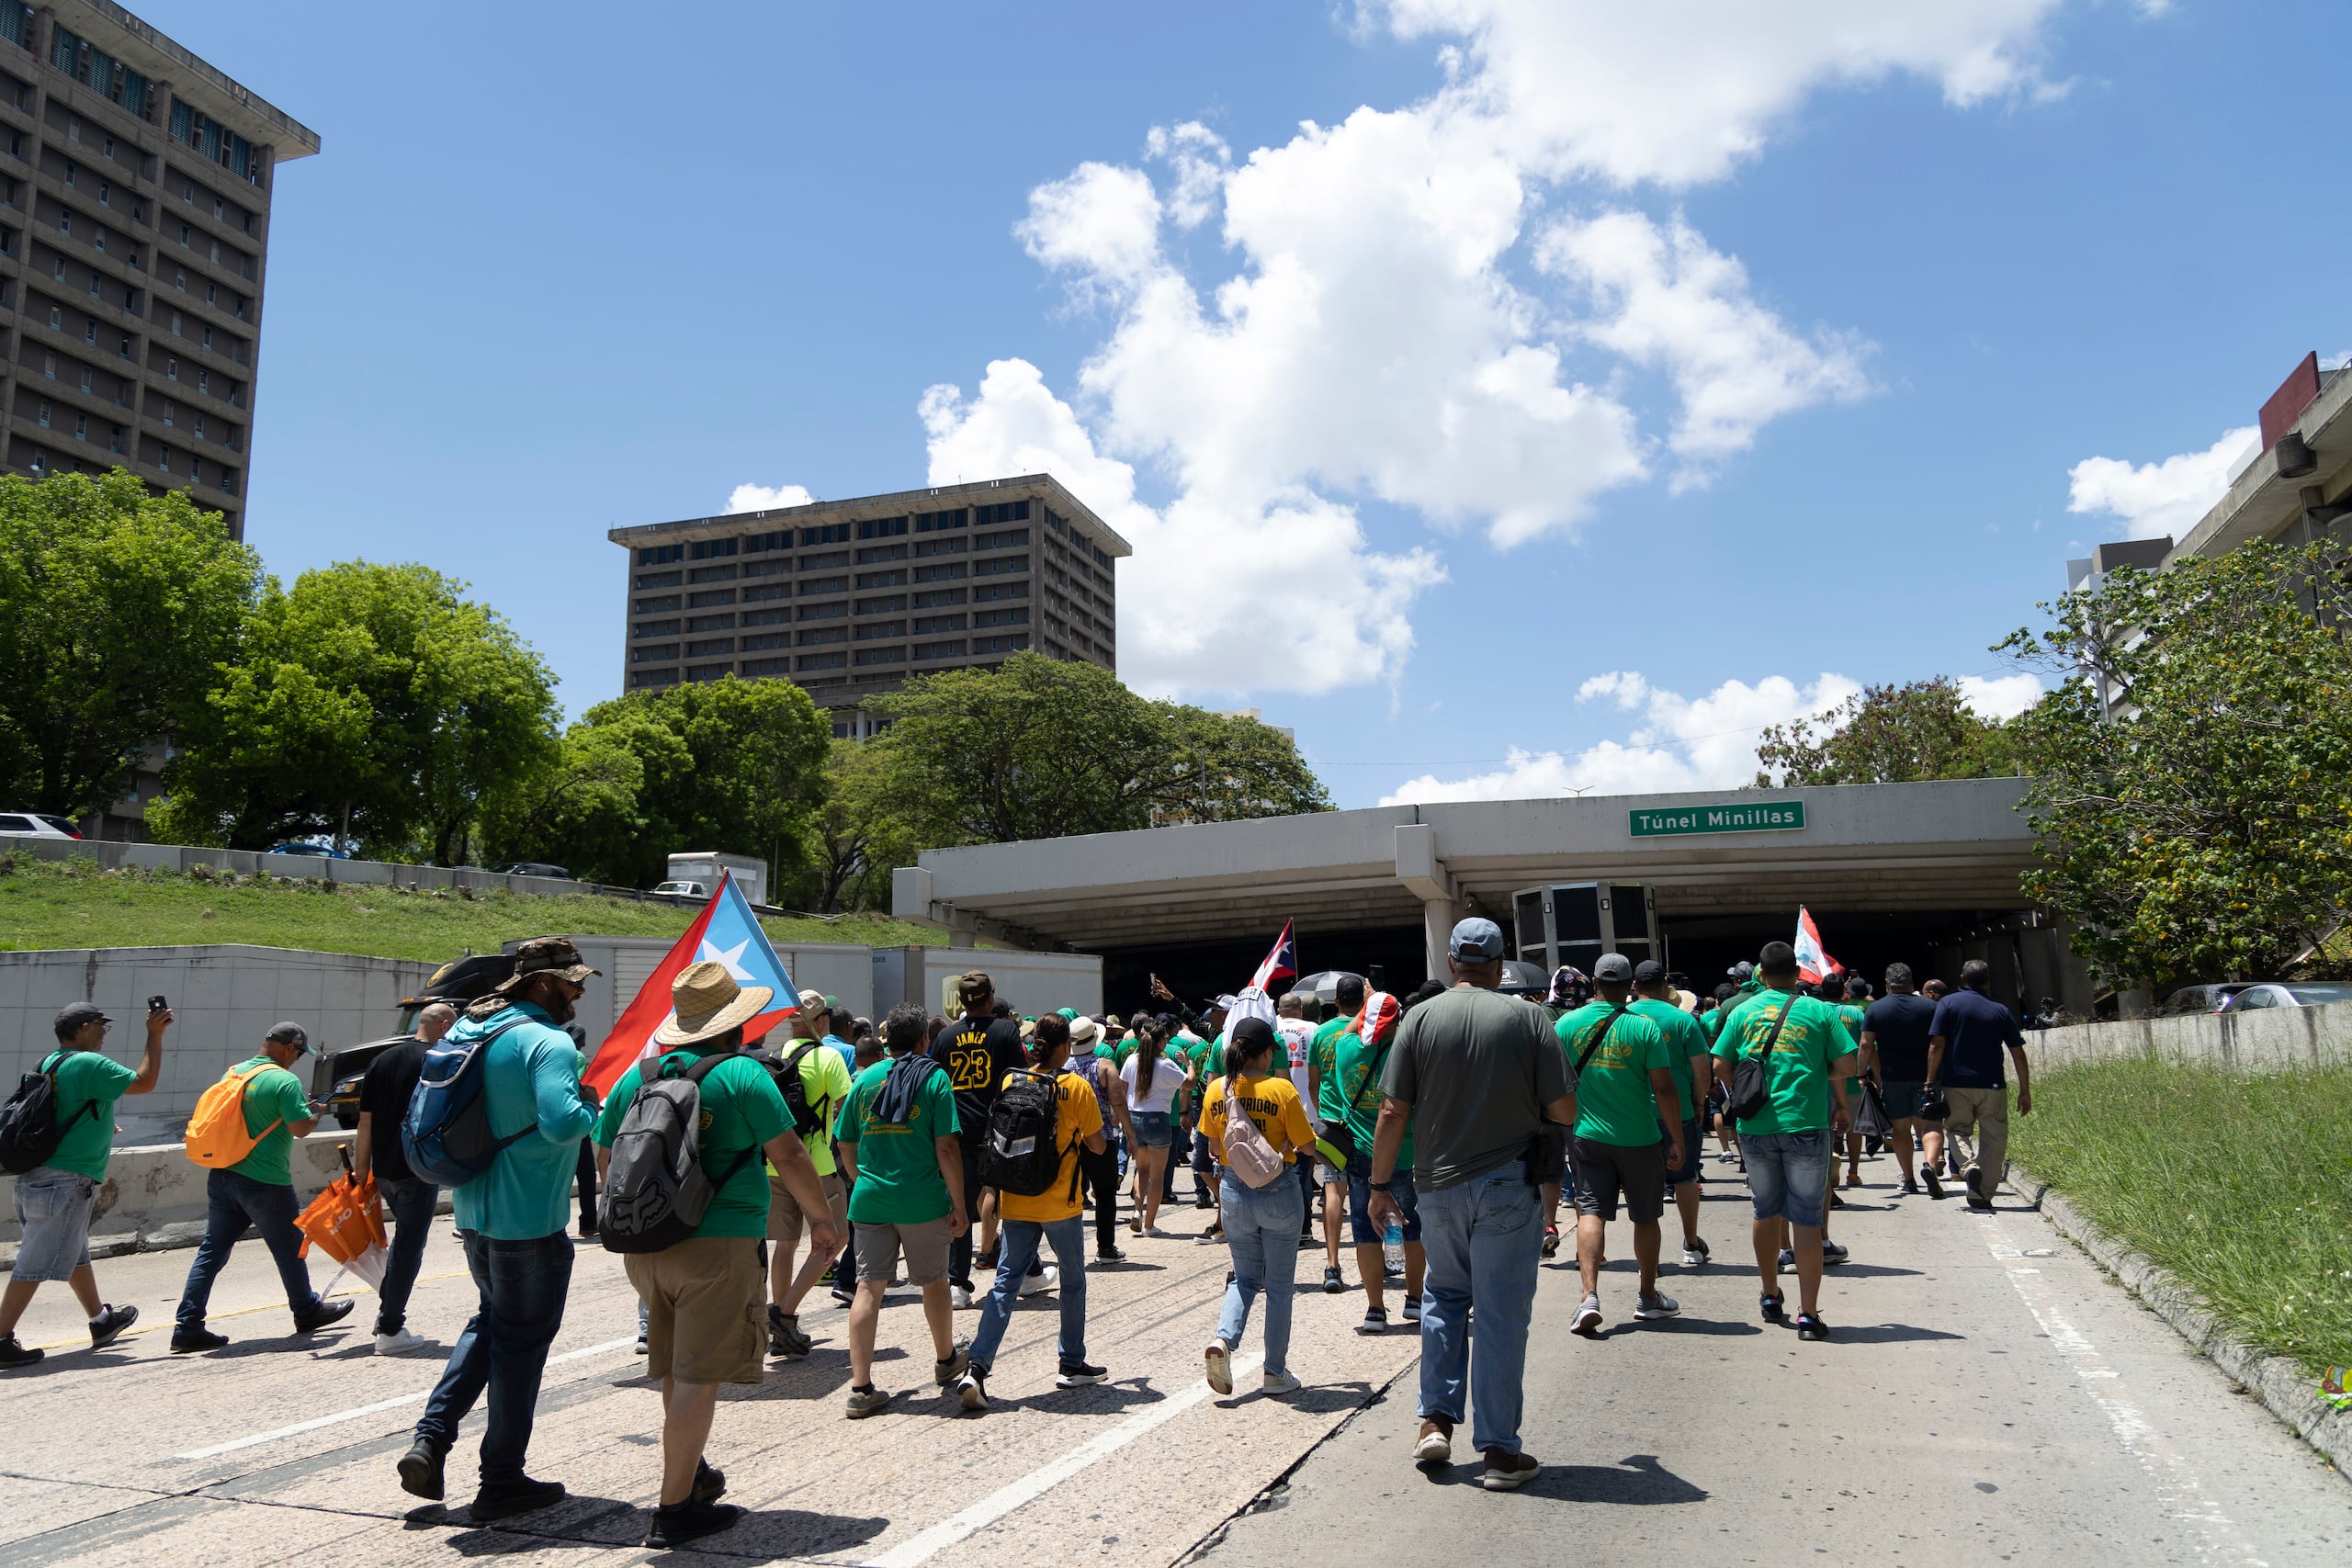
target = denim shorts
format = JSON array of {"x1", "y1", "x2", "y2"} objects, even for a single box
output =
[
  {"x1": 1879, "y1": 1080, "x2": 1927, "y2": 1120},
  {"x1": 1344, "y1": 1151, "x2": 1421, "y2": 1245},
  {"x1": 1129, "y1": 1111, "x2": 1174, "y2": 1149},
  {"x1": 1739, "y1": 1129, "x2": 1831, "y2": 1226},
  {"x1": 12, "y1": 1167, "x2": 97, "y2": 1282}
]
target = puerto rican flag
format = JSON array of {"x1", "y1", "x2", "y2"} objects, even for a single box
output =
[
  {"x1": 583, "y1": 872, "x2": 800, "y2": 1096},
  {"x1": 1249, "y1": 920, "x2": 1298, "y2": 992},
  {"x1": 1792, "y1": 906, "x2": 1841, "y2": 987}
]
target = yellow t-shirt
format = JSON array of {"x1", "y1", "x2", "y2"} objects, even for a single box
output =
[
  {"x1": 995, "y1": 1069, "x2": 1103, "y2": 1224},
  {"x1": 1201, "y1": 1072, "x2": 1315, "y2": 1168}
]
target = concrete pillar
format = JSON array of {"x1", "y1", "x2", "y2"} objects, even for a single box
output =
[
  {"x1": 2018, "y1": 926, "x2": 2060, "y2": 1016},
  {"x1": 2052, "y1": 919, "x2": 2098, "y2": 1021},
  {"x1": 1420, "y1": 897, "x2": 1460, "y2": 988}
]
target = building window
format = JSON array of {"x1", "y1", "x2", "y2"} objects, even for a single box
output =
[
  {"x1": 797, "y1": 601, "x2": 848, "y2": 622},
  {"x1": 200, "y1": 326, "x2": 212, "y2": 351},
  {"x1": 741, "y1": 528, "x2": 789, "y2": 554},
  {"x1": 633, "y1": 594, "x2": 682, "y2": 614},
  {"x1": 913, "y1": 639, "x2": 967, "y2": 660},
  {"x1": 741, "y1": 657, "x2": 790, "y2": 678},
  {"x1": 854, "y1": 569, "x2": 908, "y2": 589},
  {"x1": 631, "y1": 644, "x2": 681, "y2": 663},
  {"x1": 35, "y1": 398, "x2": 49, "y2": 426},
  {"x1": 57, "y1": 209, "x2": 67, "y2": 235},
  {"x1": 107, "y1": 424, "x2": 122, "y2": 454},
  {"x1": 193, "y1": 417, "x2": 204, "y2": 440},
  {"x1": 72, "y1": 412, "x2": 85, "y2": 441},
  {"x1": 167, "y1": 358, "x2": 178, "y2": 379},
  {"x1": 913, "y1": 614, "x2": 967, "y2": 634},
  {"x1": 975, "y1": 500, "x2": 1031, "y2": 525},
  {"x1": 975, "y1": 528, "x2": 1030, "y2": 552},
  {"x1": 157, "y1": 446, "x2": 170, "y2": 472},
  {"x1": 162, "y1": 400, "x2": 175, "y2": 426},
  {"x1": 686, "y1": 563, "x2": 737, "y2": 584},
  {"x1": 797, "y1": 626, "x2": 848, "y2": 647},
  {"x1": 174, "y1": 267, "x2": 185, "y2": 291},
  {"x1": 178, "y1": 221, "x2": 188, "y2": 244},
  {"x1": 854, "y1": 542, "x2": 909, "y2": 564},
  {"x1": 853, "y1": 647, "x2": 905, "y2": 667},
  {"x1": 855, "y1": 515, "x2": 908, "y2": 540},
  {"x1": 197, "y1": 370, "x2": 209, "y2": 395},
  {"x1": 685, "y1": 637, "x2": 733, "y2": 658},
  {"x1": 82, "y1": 320, "x2": 95, "y2": 344},
  {"x1": 912, "y1": 587, "x2": 967, "y2": 608},
  {"x1": 797, "y1": 522, "x2": 851, "y2": 547},
  {"x1": 686, "y1": 613, "x2": 735, "y2": 633},
  {"x1": 637, "y1": 544, "x2": 685, "y2": 567},
  {"x1": 686, "y1": 587, "x2": 736, "y2": 608},
  {"x1": 915, "y1": 508, "x2": 967, "y2": 532},
  {"x1": 40, "y1": 351, "x2": 53, "y2": 378},
  {"x1": 854, "y1": 621, "x2": 907, "y2": 641},
  {"x1": 687, "y1": 536, "x2": 738, "y2": 560},
  {"x1": 800, "y1": 575, "x2": 849, "y2": 596},
  {"x1": 633, "y1": 570, "x2": 684, "y2": 589},
  {"x1": 975, "y1": 634, "x2": 1030, "y2": 655},
  {"x1": 976, "y1": 606, "x2": 1031, "y2": 628},
  {"x1": 797, "y1": 652, "x2": 848, "y2": 672}
]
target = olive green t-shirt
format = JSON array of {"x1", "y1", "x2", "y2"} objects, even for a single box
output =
[{"x1": 1555, "y1": 1003, "x2": 1671, "y2": 1146}]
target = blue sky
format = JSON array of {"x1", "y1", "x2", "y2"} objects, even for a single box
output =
[{"x1": 139, "y1": 1, "x2": 2350, "y2": 808}]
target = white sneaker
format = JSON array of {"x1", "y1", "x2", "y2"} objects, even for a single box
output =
[
  {"x1": 1634, "y1": 1292, "x2": 1680, "y2": 1320},
  {"x1": 1018, "y1": 1265, "x2": 1058, "y2": 1297},
  {"x1": 1680, "y1": 1237, "x2": 1710, "y2": 1269},
  {"x1": 1571, "y1": 1293, "x2": 1603, "y2": 1337},
  {"x1": 1204, "y1": 1340, "x2": 1233, "y2": 1395},
  {"x1": 374, "y1": 1329, "x2": 429, "y2": 1356},
  {"x1": 1261, "y1": 1369, "x2": 1303, "y2": 1396},
  {"x1": 950, "y1": 1286, "x2": 976, "y2": 1310}
]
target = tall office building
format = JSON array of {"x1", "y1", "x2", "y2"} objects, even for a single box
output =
[
  {"x1": 0, "y1": 1, "x2": 318, "y2": 541},
  {"x1": 607, "y1": 475, "x2": 1129, "y2": 737}
]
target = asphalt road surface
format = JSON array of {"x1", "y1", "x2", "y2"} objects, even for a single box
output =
[{"x1": 1, "y1": 1151, "x2": 2344, "y2": 1566}]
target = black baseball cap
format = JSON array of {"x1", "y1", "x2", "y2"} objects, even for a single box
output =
[
  {"x1": 54, "y1": 1001, "x2": 110, "y2": 1037},
  {"x1": 1633, "y1": 959, "x2": 1668, "y2": 985},
  {"x1": 265, "y1": 1021, "x2": 310, "y2": 1055}
]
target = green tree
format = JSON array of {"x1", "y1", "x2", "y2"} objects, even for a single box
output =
[
  {"x1": 477, "y1": 717, "x2": 651, "y2": 883},
  {"x1": 153, "y1": 562, "x2": 558, "y2": 863},
  {"x1": 870, "y1": 651, "x2": 1330, "y2": 844},
  {"x1": 1752, "y1": 676, "x2": 2025, "y2": 788},
  {"x1": 0, "y1": 471, "x2": 260, "y2": 817},
  {"x1": 1997, "y1": 540, "x2": 2352, "y2": 985},
  {"x1": 802, "y1": 736, "x2": 920, "y2": 913}
]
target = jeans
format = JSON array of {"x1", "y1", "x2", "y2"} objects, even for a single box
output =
[
  {"x1": 1191, "y1": 1115, "x2": 1217, "y2": 1197},
  {"x1": 1216, "y1": 1170, "x2": 1306, "y2": 1377},
  {"x1": 1416, "y1": 1159, "x2": 1543, "y2": 1455},
  {"x1": 12, "y1": 1166, "x2": 96, "y2": 1281},
  {"x1": 1740, "y1": 1129, "x2": 1830, "y2": 1226},
  {"x1": 414, "y1": 1231, "x2": 574, "y2": 1484},
  {"x1": 967, "y1": 1213, "x2": 1087, "y2": 1371},
  {"x1": 375, "y1": 1176, "x2": 439, "y2": 1336},
  {"x1": 175, "y1": 1168, "x2": 322, "y2": 1330},
  {"x1": 947, "y1": 1139, "x2": 987, "y2": 1291},
  {"x1": 1081, "y1": 1143, "x2": 1120, "y2": 1255}
]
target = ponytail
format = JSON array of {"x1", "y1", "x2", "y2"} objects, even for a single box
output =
[{"x1": 1136, "y1": 1022, "x2": 1165, "y2": 1100}]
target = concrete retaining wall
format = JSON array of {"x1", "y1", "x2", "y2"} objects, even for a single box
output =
[
  {"x1": 7, "y1": 832, "x2": 587, "y2": 898},
  {"x1": 2033, "y1": 999, "x2": 2352, "y2": 1072}
]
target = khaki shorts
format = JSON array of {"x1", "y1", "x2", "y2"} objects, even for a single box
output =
[
  {"x1": 624, "y1": 1236, "x2": 765, "y2": 1385},
  {"x1": 767, "y1": 1168, "x2": 848, "y2": 1248},
  {"x1": 854, "y1": 1217, "x2": 951, "y2": 1287}
]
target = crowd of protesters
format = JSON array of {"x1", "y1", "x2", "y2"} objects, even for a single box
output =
[{"x1": 0, "y1": 919, "x2": 2035, "y2": 1539}]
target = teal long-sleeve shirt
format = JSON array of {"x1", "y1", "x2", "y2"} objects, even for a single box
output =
[{"x1": 449, "y1": 1001, "x2": 597, "y2": 1240}]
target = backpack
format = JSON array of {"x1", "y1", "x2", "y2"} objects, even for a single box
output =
[
  {"x1": 767, "y1": 1041, "x2": 829, "y2": 1141},
  {"x1": 1727, "y1": 1001, "x2": 1798, "y2": 1122},
  {"x1": 185, "y1": 1061, "x2": 285, "y2": 1168},
  {"x1": 599, "y1": 1051, "x2": 761, "y2": 1254},
  {"x1": 401, "y1": 1019, "x2": 528, "y2": 1187},
  {"x1": 981, "y1": 1068, "x2": 1078, "y2": 1200},
  {"x1": 1218, "y1": 1076, "x2": 1286, "y2": 1189},
  {"x1": 0, "y1": 1049, "x2": 96, "y2": 1175}
]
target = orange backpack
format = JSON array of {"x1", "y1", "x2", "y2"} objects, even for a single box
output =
[{"x1": 185, "y1": 1063, "x2": 283, "y2": 1168}]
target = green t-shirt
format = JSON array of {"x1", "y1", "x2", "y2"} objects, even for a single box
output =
[
  {"x1": 226, "y1": 1056, "x2": 311, "y2": 1185},
  {"x1": 833, "y1": 1056, "x2": 960, "y2": 1224},
  {"x1": 1835, "y1": 1002, "x2": 1867, "y2": 1093},
  {"x1": 36, "y1": 1048, "x2": 137, "y2": 1180},
  {"x1": 1629, "y1": 998, "x2": 1711, "y2": 1121},
  {"x1": 1331, "y1": 1027, "x2": 1411, "y2": 1169},
  {"x1": 1709, "y1": 988, "x2": 1857, "y2": 1135},
  {"x1": 1555, "y1": 1003, "x2": 1671, "y2": 1146},
  {"x1": 593, "y1": 1047, "x2": 787, "y2": 1239},
  {"x1": 1309, "y1": 1016, "x2": 1350, "y2": 1122},
  {"x1": 772, "y1": 1038, "x2": 855, "y2": 1178}
]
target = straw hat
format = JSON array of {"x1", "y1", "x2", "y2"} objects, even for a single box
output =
[
  {"x1": 1068, "y1": 1016, "x2": 1102, "y2": 1049},
  {"x1": 652, "y1": 960, "x2": 774, "y2": 1047}
]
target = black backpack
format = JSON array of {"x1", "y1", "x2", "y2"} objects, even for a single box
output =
[
  {"x1": 1727, "y1": 1001, "x2": 1797, "y2": 1122},
  {"x1": 0, "y1": 1050, "x2": 96, "y2": 1175},
  {"x1": 766, "y1": 1041, "x2": 830, "y2": 1141},
  {"x1": 981, "y1": 1068, "x2": 1079, "y2": 1200},
  {"x1": 599, "y1": 1052, "x2": 760, "y2": 1255}
]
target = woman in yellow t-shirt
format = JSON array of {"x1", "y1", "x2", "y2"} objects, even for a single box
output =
[{"x1": 1198, "y1": 1017, "x2": 1316, "y2": 1400}]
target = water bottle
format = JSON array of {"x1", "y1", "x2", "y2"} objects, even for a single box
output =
[{"x1": 1383, "y1": 1215, "x2": 1404, "y2": 1276}]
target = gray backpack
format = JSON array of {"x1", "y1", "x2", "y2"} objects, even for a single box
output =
[{"x1": 598, "y1": 1052, "x2": 757, "y2": 1254}]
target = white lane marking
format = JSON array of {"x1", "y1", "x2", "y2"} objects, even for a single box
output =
[
  {"x1": 1982, "y1": 1219, "x2": 2267, "y2": 1567},
  {"x1": 174, "y1": 1336, "x2": 639, "y2": 1461},
  {"x1": 862, "y1": 1351, "x2": 1265, "y2": 1568}
]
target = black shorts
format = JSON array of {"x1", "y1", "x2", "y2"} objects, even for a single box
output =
[{"x1": 1569, "y1": 1135, "x2": 1668, "y2": 1224}]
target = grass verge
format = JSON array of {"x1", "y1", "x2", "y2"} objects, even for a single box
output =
[
  {"x1": 0, "y1": 853, "x2": 944, "y2": 962},
  {"x1": 2011, "y1": 1057, "x2": 2352, "y2": 1378}
]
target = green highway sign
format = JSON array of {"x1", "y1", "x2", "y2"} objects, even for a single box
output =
[{"x1": 1629, "y1": 801, "x2": 1806, "y2": 838}]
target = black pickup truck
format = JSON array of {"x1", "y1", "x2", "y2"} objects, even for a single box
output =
[{"x1": 309, "y1": 952, "x2": 518, "y2": 1129}]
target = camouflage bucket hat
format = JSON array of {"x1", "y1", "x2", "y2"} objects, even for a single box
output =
[{"x1": 494, "y1": 936, "x2": 601, "y2": 994}]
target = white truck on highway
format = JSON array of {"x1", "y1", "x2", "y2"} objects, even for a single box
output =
[{"x1": 653, "y1": 851, "x2": 769, "y2": 906}]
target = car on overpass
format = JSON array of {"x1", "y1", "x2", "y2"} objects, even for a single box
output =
[{"x1": 2219, "y1": 981, "x2": 2352, "y2": 1013}]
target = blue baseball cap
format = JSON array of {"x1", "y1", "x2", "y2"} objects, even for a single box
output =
[{"x1": 1449, "y1": 917, "x2": 1506, "y2": 964}]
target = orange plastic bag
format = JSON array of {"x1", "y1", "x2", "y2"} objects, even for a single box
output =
[{"x1": 297, "y1": 1160, "x2": 390, "y2": 1292}]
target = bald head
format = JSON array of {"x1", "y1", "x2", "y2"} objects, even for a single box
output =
[{"x1": 417, "y1": 1001, "x2": 458, "y2": 1044}]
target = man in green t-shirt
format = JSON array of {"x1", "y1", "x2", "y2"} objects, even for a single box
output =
[
  {"x1": 1834, "y1": 976, "x2": 1871, "y2": 1190},
  {"x1": 174, "y1": 1021, "x2": 354, "y2": 1351},
  {"x1": 1630, "y1": 960, "x2": 1716, "y2": 1272},
  {"x1": 1555, "y1": 955, "x2": 1684, "y2": 1336},
  {"x1": 835, "y1": 1005, "x2": 968, "y2": 1420},
  {"x1": 759, "y1": 1002, "x2": 856, "y2": 1359},
  {"x1": 0, "y1": 1000, "x2": 168, "y2": 1369},
  {"x1": 1333, "y1": 992, "x2": 1420, "y2": 1332},
  {"x1": 593, "y1": 962, "x2": 837, "y2": 1550},
  {"x1": 1709, "y1": 942, "x2": 1856, "y2": 1343},
  {"x1": 1306, "y1": 976, "x2": 1365, "y2": 1296}
]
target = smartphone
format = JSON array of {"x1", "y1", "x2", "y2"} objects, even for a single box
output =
[{"x1": 148, "y1": 995, "x2": 168, "y2": 1012}]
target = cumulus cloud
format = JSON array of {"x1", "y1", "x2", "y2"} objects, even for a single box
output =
[
  {"x1": 1957, "y1": 671, "x2": 2044, "y2": 720},
  {"x1": 1017, "y1": 162, "x2": 1164, "y2": 294},
  {"x1": 2066, "y1": 426, "x2": 2257, "y2": 542},
  {"x1": 725, "y1": 482, "x2": 814, "y2": 514},
  {"x1": 1147, "y1": 122, "x2": 1231, "y2": 229},
  {"x1": 1381, "y1": 668, "x2": 1861, "y2": 804}
]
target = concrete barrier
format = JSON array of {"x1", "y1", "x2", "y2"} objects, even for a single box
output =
[
  {"x1": 6, "y1": 833, "x2": 591, "y2": 899},
  {"x1": 2033, "y1": 999, "x2": 2352, "y2": 1072}
]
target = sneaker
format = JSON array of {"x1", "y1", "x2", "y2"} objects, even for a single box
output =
[
  {"x1": 1795, "y1": 1312, "x2": 1832, "y2": 1342},
  {"x1": 1356, "y1": 1306, "x2": 1389, "y2": 1336},
  {"x1": 636, "y1": 1332, "x2": 650, "y2": 1354},
  {"x1": 975, "y1": 1247, "x2": 1001, "y2": 1270},
  {"x1": 949, "y1": 1284, "x2": 976, "y2": 1310},
  {"x1": 1095, "y1": 1247, "x2": 1126, "y2": 1264},
  {"x1": 1401, "y1": 1295, "x2": 1422, "y2": 1324},
  {"x1": 1570, "y1": 1293, "x2": 1602, "y2": 1337},
  {"x1": 0, "y1": 1336, "x2": 41, "y2": 1370},
  {"x1": 1194, "y1": 1192, "x2": 1216, "y2": 1209},
  {"x1": 1415, "y1": 1419, "x2": 1453, "y2": 1466},
  {"x1": 956, "y1": 1367, "x2": 989, "y2": 1411},
  {"x1": 88, "y1": 1303, "x2": 138, "y2": 1349},
  {"x1": 1541, "y1": 1225, "x2": 1561, "y2": 1258},
  {"x1": 1901, "y1": 1179, "x2": 1922, "y2": 1195},
  {"x1": 767, "y1": 1308, "x2": 812, "y2": 1359},
  {"x1": 1322, "y1": 1265, "x2": 1346, "y2": 1295},
  {"x1": 1823, "y1": 1240, "x2": 1850, "y2": 1264},
  {"x1": 1967, "y1": 1193, "x2": 1996, "y2": 1212},
  {"x1": 1261, "y1": 1369, "x2": 1303, "y2": 1397},
  {"x1": 694, "y1": 1458, "x2": 726, "y2": 1505},
  {"x1": 1018, "y1": 1266, "x2": 1058, "y2": 1297},
  {"x1": 1202, "y1": 1226, "x2": 1226, "y2": 1244},
  {"x1": 1057, "y1": 1358, "x2": 1108, "y2": 1388},
  {"x1": 1385, "y1": 1258, "x2": 1406, "y2": 1280},
  {"x1": 1482, "y1": 1449, "x2": 1541, "y2": 1491},
  {"x1": 1129, "y1": 1216, "x2": 1144, "y2": 1235},
  {"x1": 644, "y1": 1499, "x2": 741, "y2": 1550},
  {"x1": 844, "y1": 1384, "x2": 892, "y2": 1419},
  {"x1": 1634, "y1": 1291, "x2": 1680, "y2": 1320},
  {"x1": 1828, "y1": 1192, "x2": 1849, "y2": 1210},
  {"x1": 1758, "y1": 1292, "x2": 1785, "y2": 1323},
  {"x1": 1204, "y1": 1340, "x2": 1233, "y2": 1395},
  {"x1": 577, "y1": 1217, "x2": 599, "y2": 1238},
  {"x1": 1777, "y1": 1247, "x2": 1795, "y2": 1269},
  {"x1": 469, "y1": 1476, "x2": 565, "y2": 1521},
  {"x1": 292, "y1": 1298, "x2": 355, "y2": 1335},
  {"x1": 1679, "y1": 1237, "x2": 1709, "y2": 1269},
  {"x1": 934, "y1": 1341, "x2": 969, "y2": 1388},
  {"x1": 1922, "y1": 1167, "x2": 1947, "y2": 1201},
  {"x1": 375, "y1": 1328, "x2": 429, "y2": 1356},
  {"x1": 396, "y1": 1438, "x2": 446, "y2": 1500},
  {"x1": 829, "y1": 1285, "x2": 854, "y2": 1308},
  {"x1": 170, "y1": 1328, "x2": 228, "y2": 1353}
]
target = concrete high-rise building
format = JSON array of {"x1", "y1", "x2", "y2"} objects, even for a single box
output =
[
  {"x1": 607, "y1": 475, "x2": 1129, "y2": 737},
  {"x1": 0, "y1": 1, "x2": 317, "y2": 541}
]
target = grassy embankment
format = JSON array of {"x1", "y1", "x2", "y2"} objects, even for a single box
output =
[
  {"x1": 0, "y1": 853, "x2": 942, "y2": 961},
  {"x1": 2011, "y1": 1058, "x2": 2351, "y2": 1377}
]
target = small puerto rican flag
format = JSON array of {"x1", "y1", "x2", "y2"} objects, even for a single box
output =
[
  {"x1": 1792, "y1": 906, "x2": 1841, "y2": 987},
  {"x1": 1249, "y1": 920, "x2": 1298, "y2": 992}
]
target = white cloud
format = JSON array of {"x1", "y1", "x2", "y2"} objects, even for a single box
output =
[
  {"x1": 1381, "y1": 668, "x2": 1860, "y2": 803},
  {"x1": 1017, "y1": 162, "x2": 1164, "y2": 294},
  {"x1": 2066, "y1": 425, "x2": 2257, "y2": 542},
  {"x1": 1147, "y1": 122, "x2": 1231, "y2": 230},
  {"x1": 725, "y1": 482, "x2": 814, "y2": 514},
  {"x1": 1958, "y1": 671, "x2": 2044, "y2": 719}
]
